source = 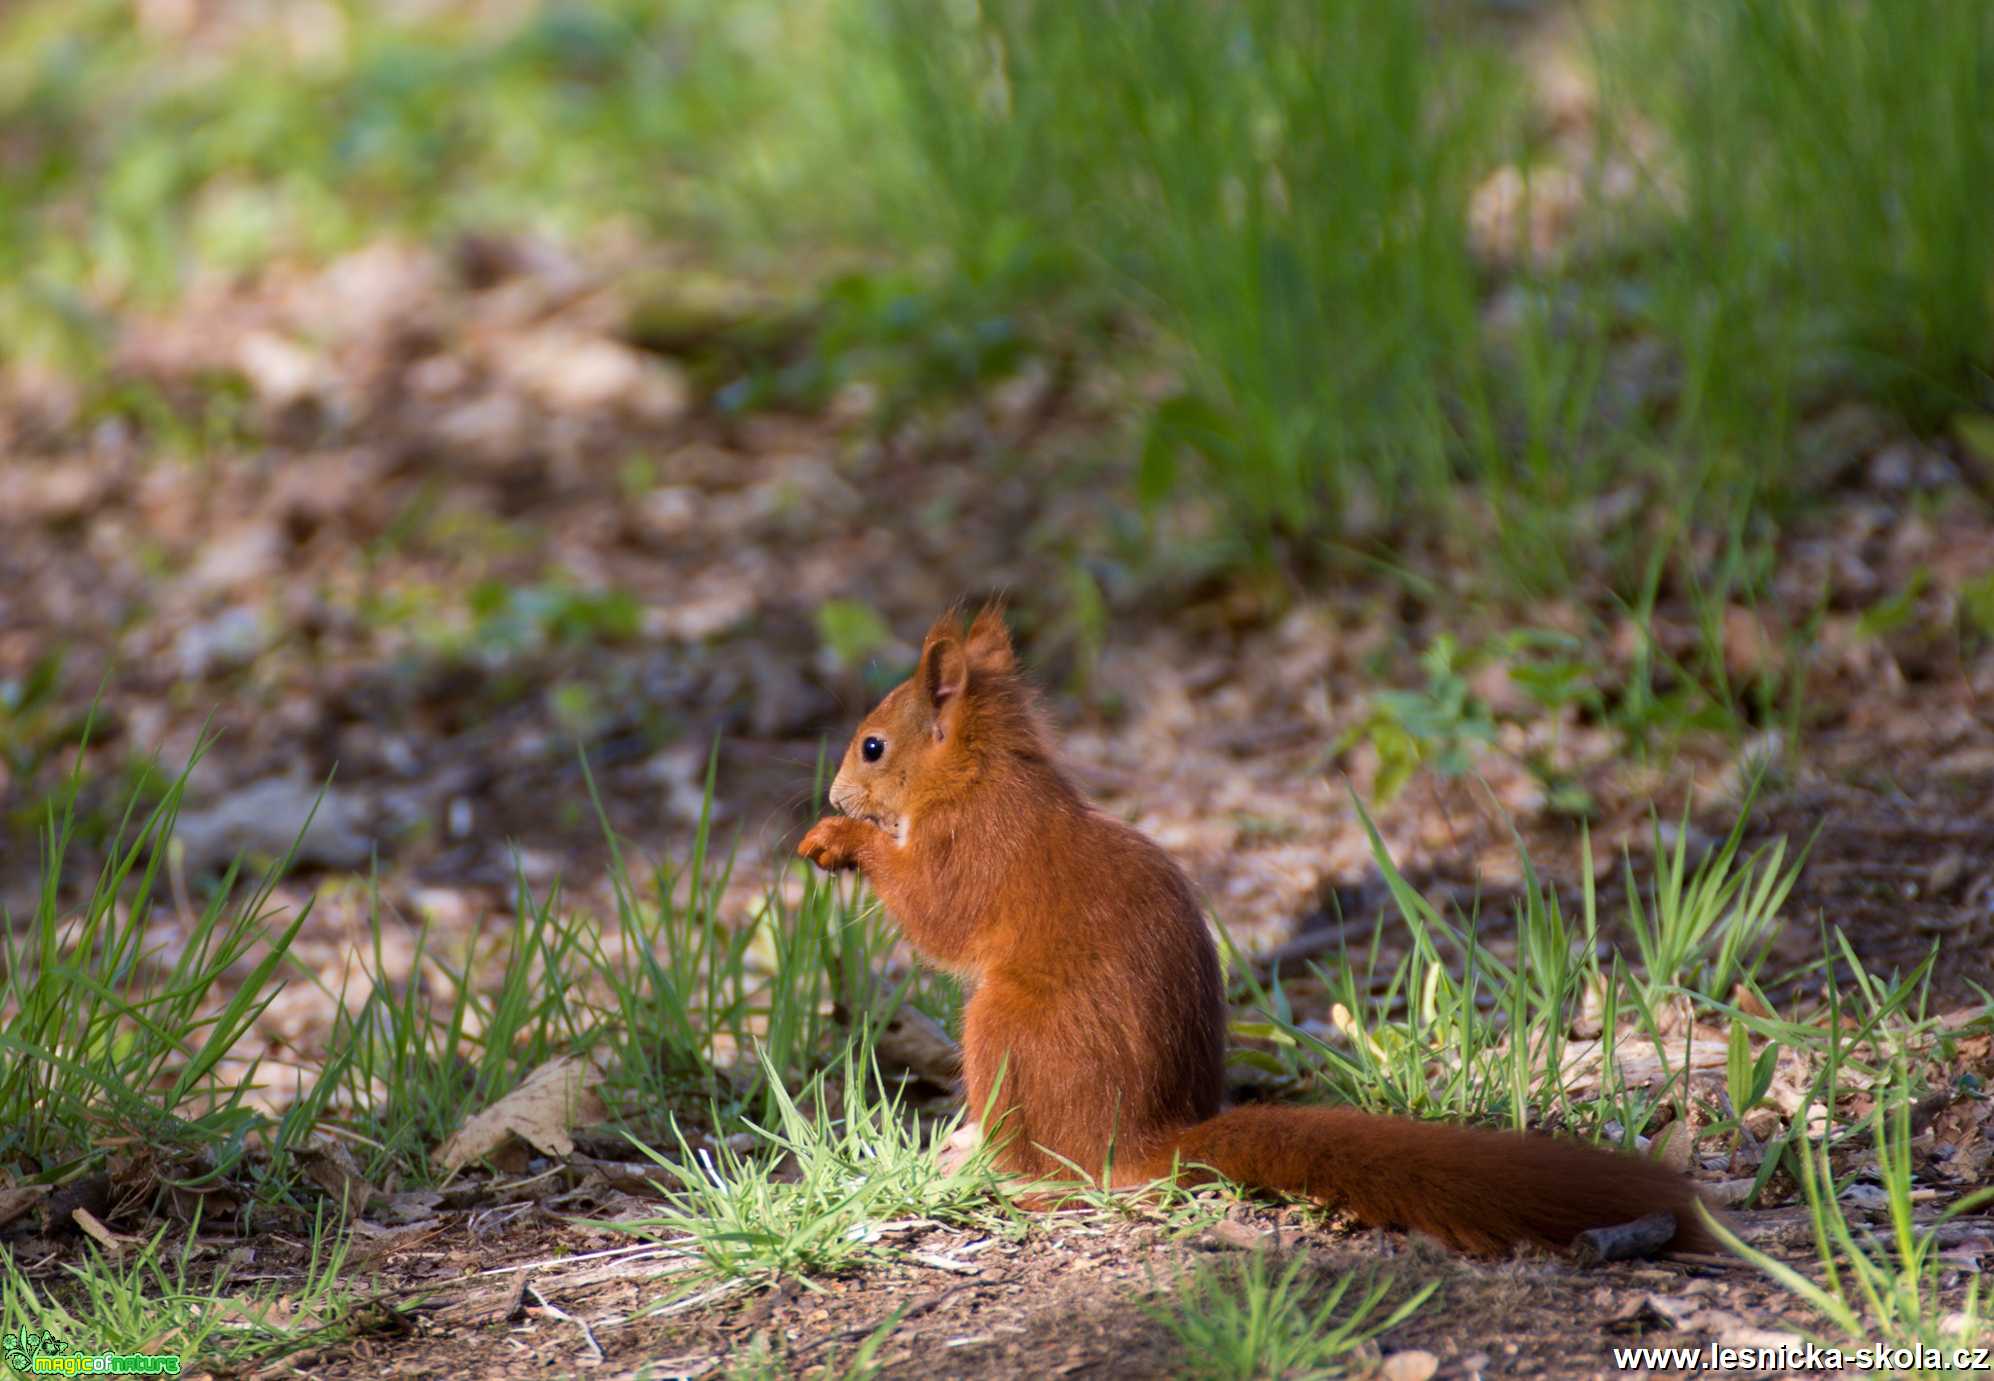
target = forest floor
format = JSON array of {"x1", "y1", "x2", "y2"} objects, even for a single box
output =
[{"x1": 4, "y1": 229, "x2": 1993, "y2": 1378}]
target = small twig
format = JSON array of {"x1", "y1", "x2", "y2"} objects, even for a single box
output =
[
  {"x1": 525, "y1": 1283, "x2": 603, "y2": 1364},
  {"x1": 649, "y1": 1277, "x2": 753, "y2": 1319},
  {"x1": 470, "y1": 1239, "x2": 700, "y2": 1280},
  {"x1": 1572, "y1": 1211, "x2": 1678, "y2": 1265},
  {"x1": 71, "y1": 1207, "x2": 128, "y2": 1258}
]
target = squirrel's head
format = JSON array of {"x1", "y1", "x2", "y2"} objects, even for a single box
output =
[{"x1": 826, "y1": 602, "x2": 1023, "y2": 838}]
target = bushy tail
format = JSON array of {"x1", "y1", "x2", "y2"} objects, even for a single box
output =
[{"x1": 1142, "y1": 1105, "x2": 1716, "y2": 1255}]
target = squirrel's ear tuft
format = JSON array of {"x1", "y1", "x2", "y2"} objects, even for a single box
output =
[
  {"x1": 965, "y1": 601, "x2": 1015, "y2": 675},
  {"x1": 922, "y1": 604, "x2": 967, "y2": 655},
  {"x1": 920, "y1": 636, "x2": 968, "y2": 718}
]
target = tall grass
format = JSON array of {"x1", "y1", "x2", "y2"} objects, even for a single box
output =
[
  {"x1": 0, "y1": 734, "x2": 912, "y2": 1207},
  {"x1": 0, "y1": 744, "x2": 316, "y2": 1187},
  {"x1": 852, "y1": 0, "x2": 1994, "y2": 563},
  {"x1": 1236, "y1": 796, "x2": 1810, "y2": 1143},
  {"x1": 862, "y1": 0, "x2": 1509, "y2": 546},
  {"x1": 313, "y1": 771, "x2": 914, "y2": 1189},
  {"x1": 8, "y1": 0, "x2": 1987, "y2": 569},
  {"x1": 1601, "y1": 2, "x2": 1994, "y2": 442}
]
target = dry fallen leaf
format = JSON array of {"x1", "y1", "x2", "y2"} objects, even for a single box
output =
[
  {"x1": 297, "y1": 1138, "x2": 386, "y2": 1214},
  {"x1": 0, "y1": 1185, "x2": 51, "y2": 1232},
  {"x1": 1651, "y1": 1119, "x2": 1695, "y2": 1174},
  {"x1": 435, "y1": 1054, "x2": 609, "y2": 1176}
]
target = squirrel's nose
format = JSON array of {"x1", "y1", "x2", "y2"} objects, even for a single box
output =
[{"x1": 828, "y1": 779, "x2": 859, "y2": 816}]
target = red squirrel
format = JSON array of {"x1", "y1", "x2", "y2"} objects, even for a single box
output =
[{"x1": 797, "y1": 604, "x2": 1715, "y2": 1255}]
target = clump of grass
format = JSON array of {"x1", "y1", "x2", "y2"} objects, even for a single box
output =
[
  {"x1": 1710, "y1": 1079, "x2": 1991, "y2": 1379},
  {"x1": 317, "y1": 871, "x2": 596, "y2": 1187},
  {"x1": 1144, "y1": 1250, "x2": 1433, "y2": 1381},
  {"x1": 1237, "y1": 796, "x2": 1802, "y2": 1141},
  {"x1": 1622, "y1": 801, "x2": 1797, "y2": 1008},
  {"x1": 0, "y1": 739, "x2": 318, "y2": 1191},
  {"x1": 620, "y1": 1043, "x2": 1012, "y2": 1285},
  {"x1": 586, "y1": 748, "x2": 903, "y2": 1129},
  {"x1": 0, "y1": 1205, "x2": 363, "y2": 1371}
]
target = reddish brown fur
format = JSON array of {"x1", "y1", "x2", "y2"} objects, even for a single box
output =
[{"x1": 798, "y1": 604, "x2": 1715, "y2": 1254}]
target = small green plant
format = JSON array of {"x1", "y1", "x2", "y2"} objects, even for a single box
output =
[
  {"x1": 814, "y1": 598, "x2": 895, "y2": 675},
  {"x1": 1338, "y1": 637, "x2": 1497, "y2": 802},
  {"x1": 1144, "y1": 1251, "x2": 1433, "y2": 1381},
  {"x1": 1721, "y1": 1017, "x2": 1783, "y2": 1129},
  {"x1": 1337, "y1": 601, "x2": 1791, "y2": 815},
  {"x1": 1623, "y1": 801, "x2": 1800, "y2": 1008},
  {"x1": 0, "y1": 1205, "x2": 363, "y2": 1370},
  {"x1": 466, "y1": 579, "x2": 642, "y2": 655}
]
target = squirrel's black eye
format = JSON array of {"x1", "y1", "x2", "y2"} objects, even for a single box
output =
[{"x1": 861, "y1": 736, "x2": 885, "y2": 763}]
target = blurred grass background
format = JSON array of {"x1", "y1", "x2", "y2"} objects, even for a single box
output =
[{"x1": 2, "y1": 0, "x2": 1990, "y2": 578}]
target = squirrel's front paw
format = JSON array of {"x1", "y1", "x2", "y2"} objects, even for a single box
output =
[{"x1": 798, "y1": 816, "x2": 867, "y2": 872}]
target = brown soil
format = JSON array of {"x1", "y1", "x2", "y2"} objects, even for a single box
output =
[{"x1": 218, "y1": 1195, "x2": 1938, "y2": 1380}]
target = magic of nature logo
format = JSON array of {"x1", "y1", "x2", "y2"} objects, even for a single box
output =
[{"x1": 3, "y1": 1329, "x2": 182, "y2": 1375}]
